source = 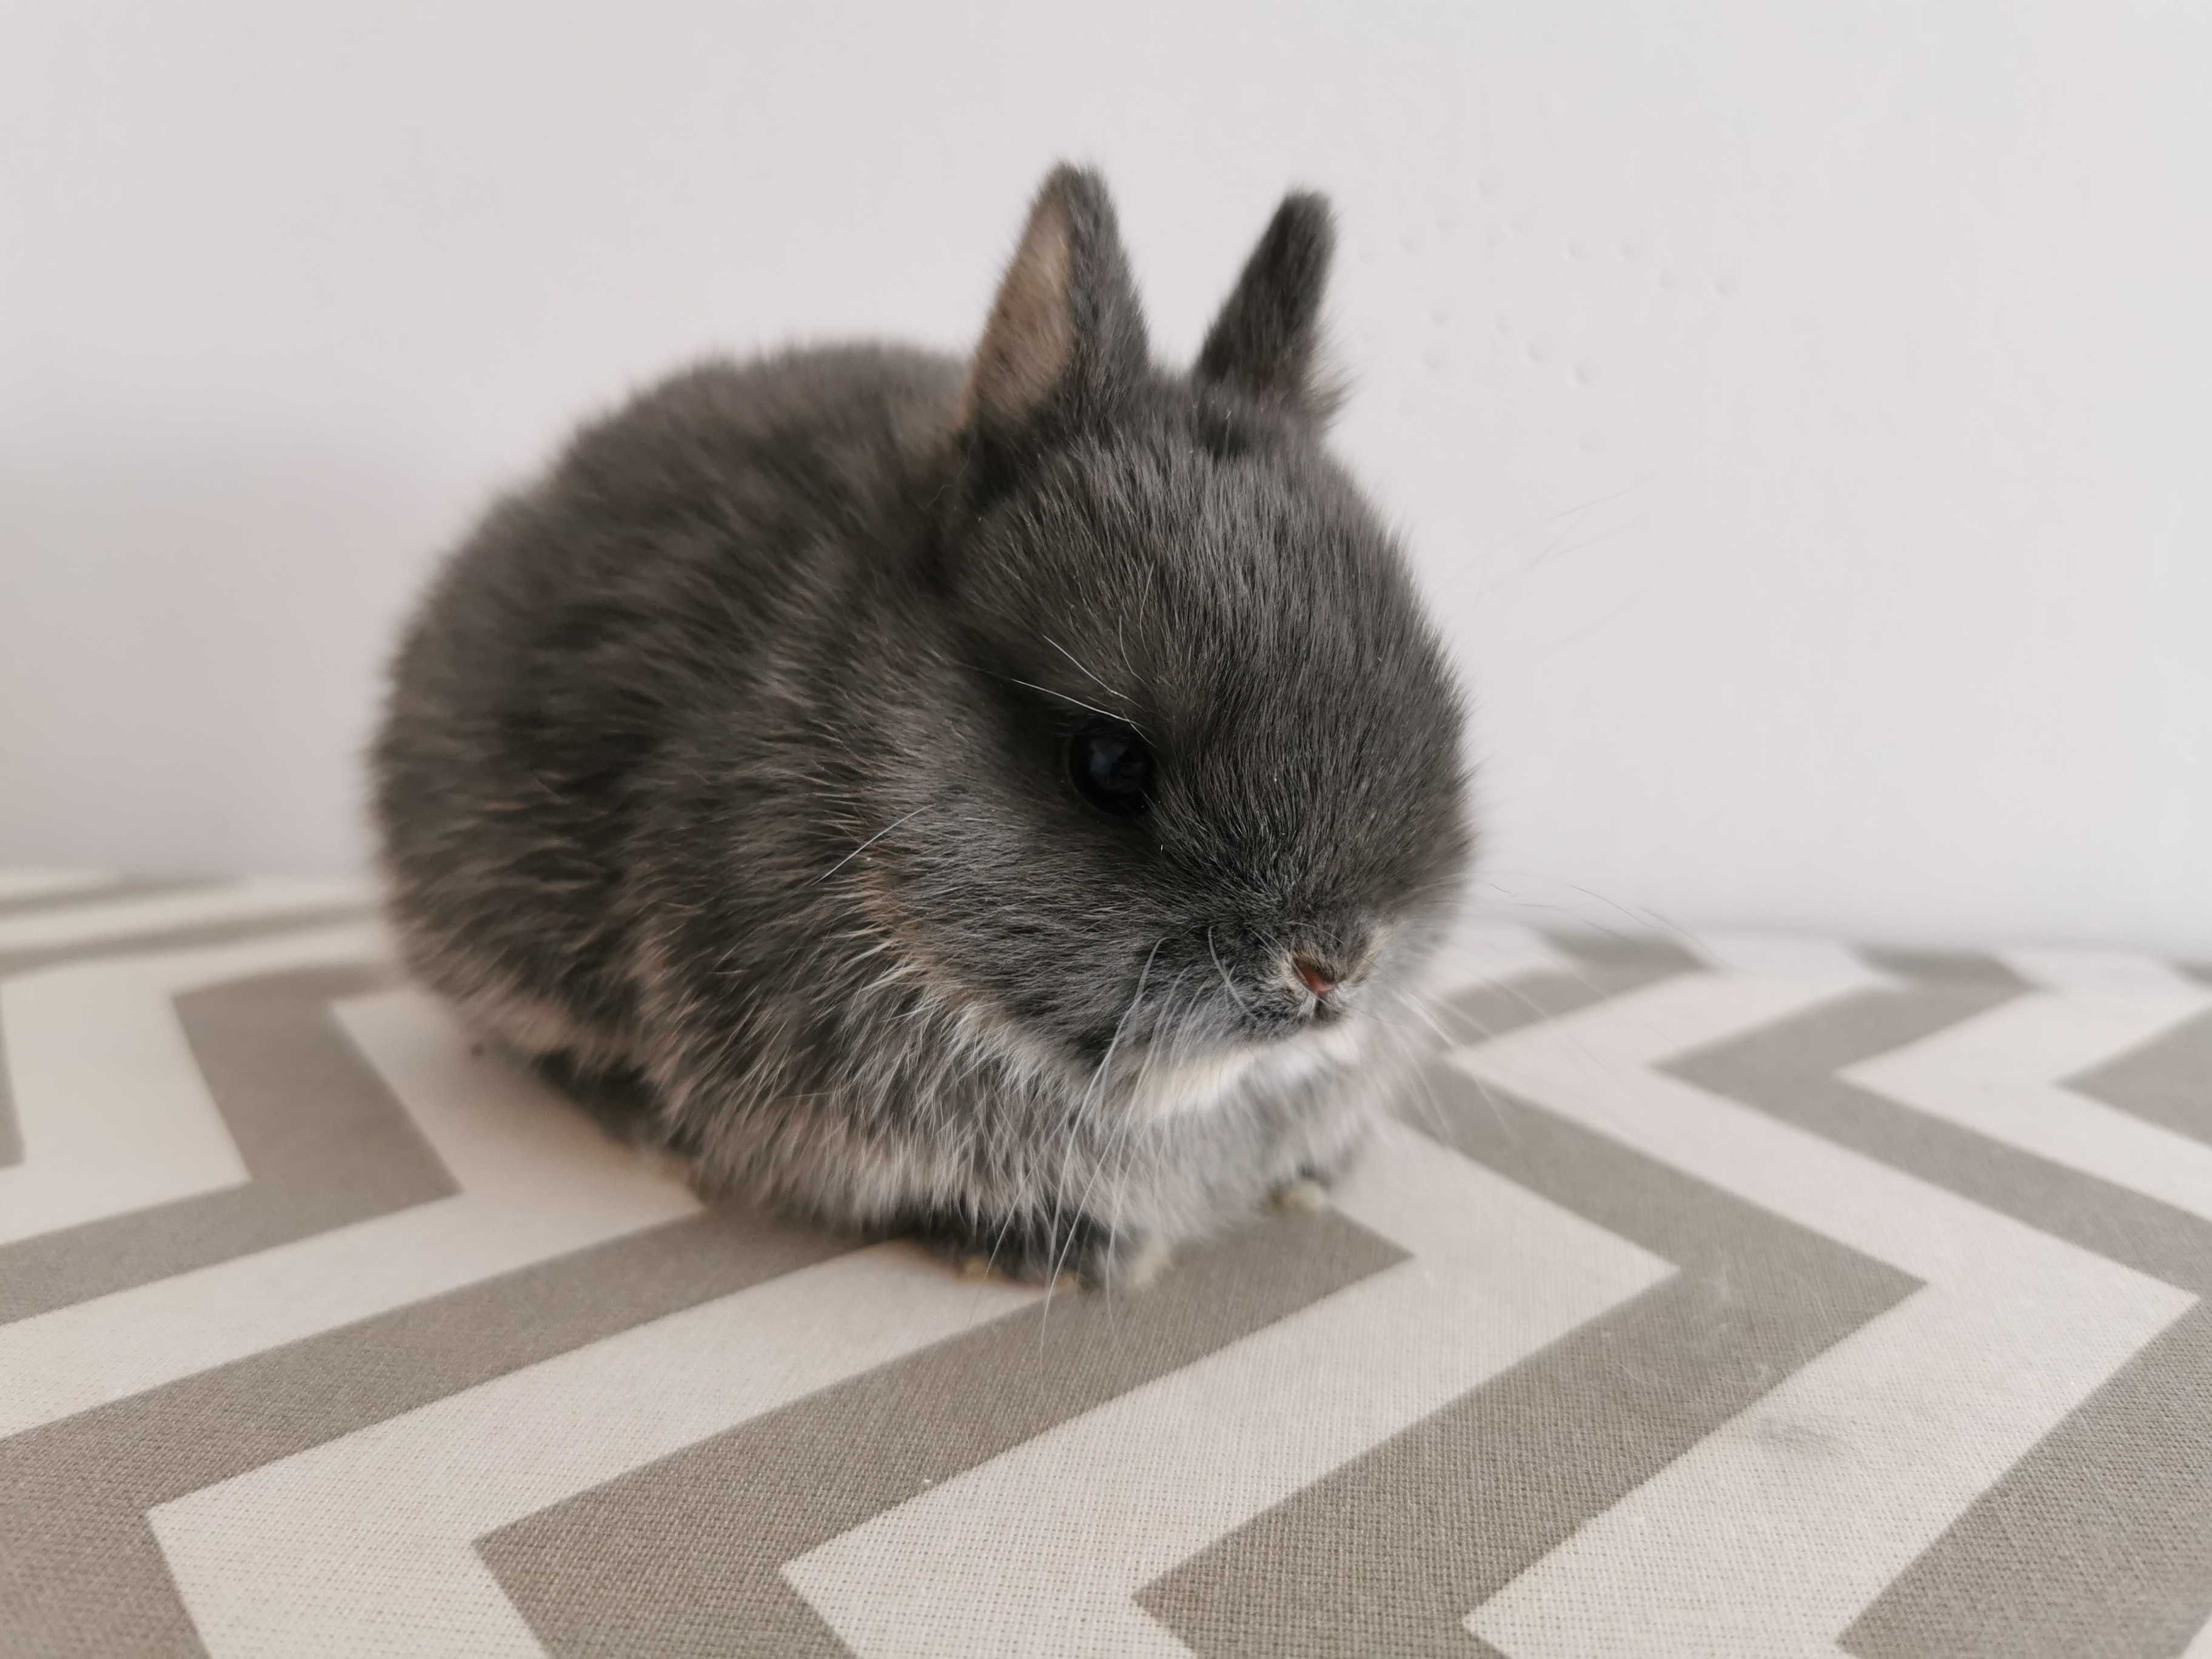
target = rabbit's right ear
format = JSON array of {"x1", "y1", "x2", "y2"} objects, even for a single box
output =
[
  {"x1": 1195, "y1": 192, "x2": 1339, "y2": 422},
  {"x1": 959, "y1": 166, "x2": 1149, "y2": 433}
]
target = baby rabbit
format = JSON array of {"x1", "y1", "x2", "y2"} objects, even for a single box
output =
[{"x1": 371, "y1": 164, "x2": 1472, "y2": 1287}]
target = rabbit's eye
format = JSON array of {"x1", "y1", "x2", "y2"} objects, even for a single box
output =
[{"x1": 1067, "y1": 722, "x2": 1152, "y2": 819}]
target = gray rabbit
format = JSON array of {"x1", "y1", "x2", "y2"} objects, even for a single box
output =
[{"x1": 370, "y1": 165, "x2": 1472, "y2": 1287}]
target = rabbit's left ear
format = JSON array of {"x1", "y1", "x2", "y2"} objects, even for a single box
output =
[
  {"x1": 960, "y1": 164, "x2": 1150, "y2": 433},
  {"x1": 1195, "y1": 192, "x2": 1341, "y2": 423}
]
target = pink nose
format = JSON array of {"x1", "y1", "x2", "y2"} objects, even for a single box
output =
[{"x1": 1292, "y1": 954, "x2": 1338, "y2": 997}]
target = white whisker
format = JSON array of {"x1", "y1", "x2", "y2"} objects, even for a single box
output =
[{"x1": 810, "y1": 805, "x2": 932, "y2": 886}]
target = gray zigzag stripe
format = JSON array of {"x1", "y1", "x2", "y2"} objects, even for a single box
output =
[
  {"x1": 480, "y1": 1209, "x2": 1402, "y2": 1658},
  {"x1": 0, "y1": 877, "x2": 220, "y2": 920},
  {"x1": 1661, "y1": 981, "x2": 2212, "y2": 1659},
  {"x1": 0, "y1": 904, "x2": 375, "y2": 984},
  {"x1": 0, "y1": 1209, "x2": 844, "y2": 1657},
  {"x1": 1430, "y1": 936, "x2": 1704, "y2": 1047},
  {"x1": 1141, "y1": 960, "x2": 1915, "y2": 1656},
  {"x1": 0, "y1": 904, "x2": 372, "y2": 1171},
  {"x1": 1132, "y1": 942, "x2": 1769, "y2": 1654},
  {"x1": 0, "y1": 964, "x2": 448, "y2": 1325},
  {"x1": 1861, "y1": 947, "x2": 2031, "y2": 987},
  {"x1": 0, "y1": 1018, "x2": 19, "y2": 1171},
  {"x1": 1849, "y1": 1312, "x2": 2212, "y2": 1659},
  {"x1": 2069, "y1": 1009, "x2": 2212, "y2": 1148}
]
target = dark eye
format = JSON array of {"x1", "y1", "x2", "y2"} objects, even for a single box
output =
[{"x1": 1066, "y1": 721, "x2": 1153, "y2": 818}]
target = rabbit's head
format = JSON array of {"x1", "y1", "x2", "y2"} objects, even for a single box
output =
[{"x1": 865, "y1": 166, "x2": 1472, "y2": 1116}]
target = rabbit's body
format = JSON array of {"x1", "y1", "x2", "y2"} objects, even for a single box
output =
[{"x1": 374, "y1": 169, "x2": 1472, "y2": 1284}]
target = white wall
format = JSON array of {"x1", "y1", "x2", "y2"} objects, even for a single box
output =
[{"x1": 4, "y1": 1, "x2": 2207, "y2": 953}]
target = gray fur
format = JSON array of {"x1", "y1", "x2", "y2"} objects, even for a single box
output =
[{"x1": 369, "y1": 165, "x2": 1472, "y2": 1284}]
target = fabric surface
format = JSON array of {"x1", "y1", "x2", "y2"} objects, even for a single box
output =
[{"x1": 2, "y1": 869, "x2": 2209, "y2": 1658}]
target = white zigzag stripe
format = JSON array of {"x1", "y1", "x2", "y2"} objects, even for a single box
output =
[
  {"x1": 1999, "y1": 944, "x2": 2211, "y2": 994},
  {"x1": 1845, "y1": 982, "x2": 2212, "y2": 1221},
  {"x1": 783, "y1": 1120, "x2": 1671, "y2": 1659},
  {"x1": 1455, "y1": 966, "x2": 2196, "y2": 1658},
  {"x1": 0, "y1": 985, "x2": 697, "y2": 1436},
  {"x1": 1419, "y1": 920, "x2": 1575, "y2": 988},
  {"x1": 0, "y1": 923, "x2": 384, "y2": 1245},
  {"x1": 151, "y1": 1248, "x2": 1042, "y2": 1657}
]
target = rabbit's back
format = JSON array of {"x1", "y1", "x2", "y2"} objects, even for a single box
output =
[{"x1": 370, "y1": 344, "x2": 961, "y2": 1067}]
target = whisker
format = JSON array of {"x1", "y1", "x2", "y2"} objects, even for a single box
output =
[
  {"x1": 1065, "y1": 964, "x2": 1190, "y2": 1289},
  {"x1": 1206, "y1": 925, "x2": 1249, "y2": 1009},
  {"x1": 811, "y1": 805, "x2": 931, "y2": 886},
  {"x1": 1040, "y1": 633, "x2": 1139, "y2": 723},
  {"x1": 964, "y1": 662, "x2": 1129, "y2": 728},
  {"x1": 1041, "y1": 938, "x2": 1161, "y2": 1344}
]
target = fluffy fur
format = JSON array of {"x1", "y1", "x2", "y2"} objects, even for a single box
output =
[{"x1": 370, "y1": 165, "x2": 1473, "y2": 1285}]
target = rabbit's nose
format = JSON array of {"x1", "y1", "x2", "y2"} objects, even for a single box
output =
[{"x1": 1290, "y1": 954, "x2": 1339, "y2": 998}]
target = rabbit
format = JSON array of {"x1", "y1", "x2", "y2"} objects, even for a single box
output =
[{"x1": 370, "y1": 164, "x2": 1473, "y2": 1289}]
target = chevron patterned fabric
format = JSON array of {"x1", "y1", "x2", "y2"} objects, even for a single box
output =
[{"x1": 2, "y1": 869, "x2": 2208, "y2": 1657}]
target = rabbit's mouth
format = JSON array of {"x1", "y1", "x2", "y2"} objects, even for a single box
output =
[{"x1": 1057, "y1": 917, "x2": 1395, "y2": 1103}]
